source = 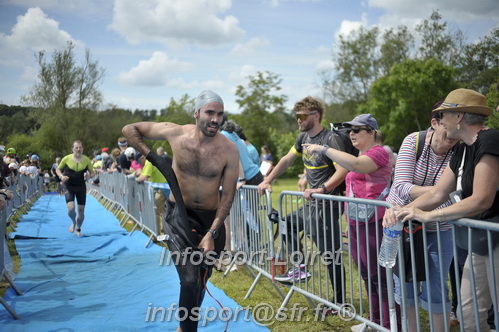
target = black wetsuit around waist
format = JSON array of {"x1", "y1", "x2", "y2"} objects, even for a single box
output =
[{"x1": 163, "y1": 199, "x2": 226, "y2": 332}]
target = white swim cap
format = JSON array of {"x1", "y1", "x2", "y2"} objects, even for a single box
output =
[{"x1": 195, "y1": 90, "x2": 224, "y2": 111}]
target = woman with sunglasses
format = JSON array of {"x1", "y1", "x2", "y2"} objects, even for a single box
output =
[{"x1": 304, "y1": 113, "x2": 394, "y2": 331}]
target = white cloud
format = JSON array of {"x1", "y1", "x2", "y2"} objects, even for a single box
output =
[
  {"x1": 260, "y1": 0, "x2": 321, "y2": 8},
  {"x1": 230, "y1": 37, "x2": 270, "y2": 56},
  {"x1": 315, "y1": 45, "x2": 331, "y2": 55},
  {"x1": 228, "y1": 64, "x2": 257, "y2": 84},
  {"x1": 110, "y1": 0, "x2": 245, "y2": 47},
  {"x1": 0, "y1": 7, "x2": 77, "y2": 66},
  {"x1": 118, "y1": 51, "x2": 193, "y2": 86},
  {"x1": 164, "y1": 77, "x2": 225, "y2": 91},
  {"x1": 334, "y1": 13, "x2": 369, "y2": 41},
  {"x1": 315, "y1": 59, "x2": 334, "y2": 72},
  {"x1": 20, "y1": 65, "x2": 38, "y2": 81}
]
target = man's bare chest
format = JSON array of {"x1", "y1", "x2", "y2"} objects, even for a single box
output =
[{"x1": 174, "y1": 143, "x2": 225, "y2": 178}]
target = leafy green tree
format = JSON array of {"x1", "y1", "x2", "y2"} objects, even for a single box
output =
[
  {"x1": 361, "y1": 58, "x2": 457, "y2": 149},
  {"x1": 268, "y1": 128, "x2": 303, "y2": 178},
  {"x1": 415, "y1": 10, "x2": 464, "y2": 67},
  {"x1": 458, "y1": 27, "x2": 499, "y2": 94},
  {"x1": 159, "y1": 94, "x2": 195, "y2": 124},
  {"x1": 323, "y1": 100, "x2": 359, "y2": 125},
  {"x1": 233, "y1": 71, "x2": 292, "y2": 151},
  {"x1": 0, "y1": 105, "x2": 35, "y2": 144},
  {"x1": 21, "y1": 41, "x2": 105, "y2": 152},
  {"x1": 485, "y1": 82, "x2": 499, "y2": 130},
  {"x1": 380, "y1": 26, "x2": 414, "y2": 75},
  {"x1": 95, "y1": 107, "x2": 142, "y2": 152},
  {"x1": 333, "y1": 26, "x2": 381, "y2": 104},
  {"x1": 324, "y1": 25, "x2": 413, "y2": 110}
]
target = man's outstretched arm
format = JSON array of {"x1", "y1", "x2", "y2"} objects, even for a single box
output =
[{"x1": 122, "y1": 122, "x2": 179, "y2": 155}]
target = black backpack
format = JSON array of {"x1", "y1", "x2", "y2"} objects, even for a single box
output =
[
  {"x1": 330, "y1": 123, "x2": 359, "y2": 157},
  {"x1": 415, "y1": 129, "x2": 428, "y2": 162},
  {"x1": 323, "y1": 124, "x2": 359, "y2": 194}
]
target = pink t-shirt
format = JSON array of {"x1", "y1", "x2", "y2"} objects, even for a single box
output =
[
  {"x1": 345, "y1": 145, "x2": 392, "y2": 223},
  {"x1": 130, "y1": 160, "x2": 143, "y2": 171}
]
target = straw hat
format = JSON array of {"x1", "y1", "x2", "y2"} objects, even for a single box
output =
[{"x1": 434, "y1": 88, "x2": 492, "y2": 116}]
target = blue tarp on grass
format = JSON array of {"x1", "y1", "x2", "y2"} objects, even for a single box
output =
[{"x1": 0, "y1": 194, "x2": 269, "y2": 331}]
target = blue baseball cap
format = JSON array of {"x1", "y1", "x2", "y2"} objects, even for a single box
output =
[
  {"x1": 31, "y1": 154, "x2": 40, "y2": 161},
  {"x1": 343, "y1": 114, "x2": 379, "y2": 130}
]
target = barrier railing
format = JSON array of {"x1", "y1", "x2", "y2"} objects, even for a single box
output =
[
  {"x1": 90, "y1": 173, "x2": 170, "y2": 247},
  {"x1": 224, "y1": 185, "x2": 285, "y2": 299},
  {"x1": 396, "y1": 217, "x2": 499, "y2": 332},
  {"x1": 89, "y1": 173, "x2": 498, "y2": 331},
  {"x1": 275, "y1": 191, "x2": 396, "y2": 331},
  {"x1": 1, "y1": 175, "x2": 44, "y2": 319},
  {"x1": 448, "y1": 218, "x2": 499, "y2": 332}
]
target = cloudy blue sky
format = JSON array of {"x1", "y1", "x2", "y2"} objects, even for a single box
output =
[{"x1": 0, "y1": 0, "x2": 497, "y2": 113}]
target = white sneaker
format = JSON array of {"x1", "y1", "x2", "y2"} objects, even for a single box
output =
[
  {"x1": 274, "y1": 264, "x2": 311, "y2": 284},
  {"x1": 351, "y1": 322, "x2": 373, "y2": 332},
  {"x1": 220, "y1": 256, "x2": 232, "y2": 265}
]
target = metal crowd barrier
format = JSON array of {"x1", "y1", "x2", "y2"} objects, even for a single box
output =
[
  {"x1": 447, "y1": 218, "x2": 499, "y2": 332},
  {"x1": 90, "y1": 172, "x2": 169, "y2": 247},
  {"x1": 396, "y1": 217, "x2": 499, "y2": 332},
  {"x1": 1, "y1": 175, "x2": 44, "y2": 319},
  {"x1": 224, "y1": 185, "x2": 285, "y2": 299},
  {"x1": 89, "y1": 173, "x2": 498, "y2": 332},
  {"x1": 275, "y1": 191, "x2": 396, "y2": 332}
]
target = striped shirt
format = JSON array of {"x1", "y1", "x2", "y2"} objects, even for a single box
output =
[{"x1": 386, "y1": 131, "x2": 453, "y2": 231}]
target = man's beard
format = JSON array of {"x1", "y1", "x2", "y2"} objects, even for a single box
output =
[
  {"x1": 299, "y1": 122, "x2": 313, "y2": 132},
  {"x1": 199, "y1": 119, "x2": 219, "y2": 137}
]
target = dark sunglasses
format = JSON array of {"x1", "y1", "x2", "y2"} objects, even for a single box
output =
[
  {"x1": 346, "y1": 127, "x2": 372, "y2": 134},
  {"x1": 296, "y1": 111, "x2": 318, "y2": 121}
]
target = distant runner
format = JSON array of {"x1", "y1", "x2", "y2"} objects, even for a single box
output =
[{"x1": 56, "y1": 140, "x2": 95, "y2": 236}]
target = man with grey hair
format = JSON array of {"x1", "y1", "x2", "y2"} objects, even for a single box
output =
[
  {"x1": 122, "y1": 90, "x2": 239, "y2": 332},
  {"x1": 156, "y1": 146, "x2": 168, "y2": 160}
]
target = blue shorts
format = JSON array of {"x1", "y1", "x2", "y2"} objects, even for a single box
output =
[{"x1": 394, "y1": 230, "x2": 453, "y2": 313}]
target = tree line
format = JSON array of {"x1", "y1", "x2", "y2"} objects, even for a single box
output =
[{"x1": 1, "y1": 10, "x2": 498, "y2": 178}]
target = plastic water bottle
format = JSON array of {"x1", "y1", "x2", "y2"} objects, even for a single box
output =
[{"x1": 378, "y1": 221, "x2": 404, "y2": 268}]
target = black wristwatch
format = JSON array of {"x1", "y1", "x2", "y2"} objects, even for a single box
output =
[
  {"x1": 321, "y1": 184, "x2": 328, "y2": 193},
  {"x1": 207, "y1": 228, "x2": 219, "y2": 239}
]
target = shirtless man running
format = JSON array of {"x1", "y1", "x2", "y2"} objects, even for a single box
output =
[{"x1": 122, "y1": 90, "x2": 239, "y2": 332}]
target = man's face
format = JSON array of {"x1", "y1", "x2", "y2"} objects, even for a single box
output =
[
  {"x1": 196, "y1": 102, "x2": 224, "y2": 137},
  {"x1": 295, "y1": 109, "x2": 318, "y2": 132},
  {"x1": 72, "y1": 142, "x2": 83, "y2": 156}
]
